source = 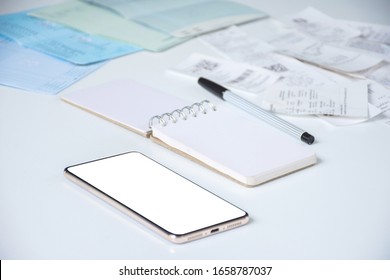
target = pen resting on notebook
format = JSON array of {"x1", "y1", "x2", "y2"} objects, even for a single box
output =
[{"x1": 197, "y1": 77, "x2": 315, "y2": 145}]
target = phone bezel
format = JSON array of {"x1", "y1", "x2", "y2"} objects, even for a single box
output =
[{"x1": 64, "y1": 151, "x2": 249, "y2": 244}]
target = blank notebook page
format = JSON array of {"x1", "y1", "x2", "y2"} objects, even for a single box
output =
[
  {"x1": 61, "y1": 79, "x2": 187, "y2": 136},
  {"x1": 151, "y1": 106, "x2": 316, "y2": 186}
]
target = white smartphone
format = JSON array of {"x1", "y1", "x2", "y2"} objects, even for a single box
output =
[{"x1": 64, "y1": 151, "x2": 249, "y2": 243}]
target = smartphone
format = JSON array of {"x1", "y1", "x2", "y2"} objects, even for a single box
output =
[{"x1": 64, "y1": 152, "x2": 249, "y2": 243}]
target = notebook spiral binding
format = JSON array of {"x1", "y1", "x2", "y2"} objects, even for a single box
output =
[{"x1": 148, "y1": 100, "x2": 216, "y2": 128}]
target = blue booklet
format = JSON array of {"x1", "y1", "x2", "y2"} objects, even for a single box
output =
[
  {"x1": 0, "y1": 12, "x2": 142, "y2": 65},
  {"x1": 0, "y1": 36, "x2": 102, "y2": 94},
  {"x1": 85, "y1": 0, "x2": 267, "y2": 37}
]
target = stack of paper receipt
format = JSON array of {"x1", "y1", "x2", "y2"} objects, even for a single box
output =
[{"x1": 171, "y1": 7, "x2": 390, "y2": 126}]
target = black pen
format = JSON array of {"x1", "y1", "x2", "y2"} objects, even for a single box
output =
[{"x1": 198, "y1": 77, "x2": 315, "y2": 145}]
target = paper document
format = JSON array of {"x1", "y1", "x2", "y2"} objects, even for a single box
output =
[
  {"x1": 362, "y1": 62, "x2": 390, "y2": 87},
  {"x1": 0, "y1": 12, "x2": 141, "y2": 65},
  {"x1": 284, "y1": 7, "x2": 361, "y2": 43},
  {"x1": 285, "y1": 7, "x2": 390, "y2": 46},
  {"x1": 342, "y1": 20, "x2": 390, "y2": 45},
  {"x1": 86, "y1": 0, "x2": 267, "y2": 37},
  {"x1": 344, "y1": 38, "x2": 390, "y2": 61},
  {"x1": 312, "y1": 69, "x2": 387, "y2": 125},
  {"x1": 84, "y1": 0, "x2": 209, "y2": 19},
  {"x1": 285, "y1": 8, "x2": 390, "y2": 62},
  {"x1": 132, "y1": 1, "x2": 266, "y2": 37},
  {"x1": 261, "y1": 83, "x2": 369, "y2": 117},
  {"x1": 269, "y1": 31, "x2": 382, "y2": 73},
  {"x1": 170, "y1": 53, "x2": 280, "y2": 94},
  {"x1": 319, "y1": 103, "x2": 382, "y2": 126},
  {"x1": 200, "y1": 26, "x2": 335, "y2": 87},
  {"x1": 318, "y1": 82, "x2": 385, "y2": 126},
  {"x1": 0, "y1": 37, "x2": 102, "y2": 94},
  {"x1": 368, "y1": 82, "x2": 390, "y2": 115},
  {"x1": 200, "y1": 26, "x2": 276, "y2": 66},
  {"x1": 30, "y1": 1, "x2": 186, "y2": 52}
]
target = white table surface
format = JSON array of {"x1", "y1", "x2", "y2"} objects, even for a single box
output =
[{"x1": 1, "y1": 0, "x2": 390, "y2": 259}]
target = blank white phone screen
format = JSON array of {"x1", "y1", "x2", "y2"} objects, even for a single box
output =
[{"x1": 67, "y1": 152, "x2": 246, "y2": 235}]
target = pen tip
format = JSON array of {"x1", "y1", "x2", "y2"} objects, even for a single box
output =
[{"x1": 301, "y1": 132, "x2": 315, "y2": 145}]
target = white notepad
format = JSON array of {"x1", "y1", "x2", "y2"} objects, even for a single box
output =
[
  {"x1": 61, "y1": 79, "x2": 187, "y2": 137},
  {"x1": 62, "y1": 79, "x2": 316, "y2": 186}
]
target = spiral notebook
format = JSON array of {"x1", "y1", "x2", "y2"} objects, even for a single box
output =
[{"x1": 62, "y1": 79, "x2": 316, "y2": 186}]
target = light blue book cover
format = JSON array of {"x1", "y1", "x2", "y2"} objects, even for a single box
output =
[
  {"x1": 84, "y1": 0, "x2": 207, "y2": 18},
  {"x1": 0, "y1": 12, "x2": 142, "y2": 65},
  {"x1": 85, "y1": 0, "x2": 267, "y2": 37},
  {"x1": 0, "y1": 36, "x2": 102, "y2": 94},
  {"x1": 30, "y1": 1, "x2": 188, "y2": 52},
  {"x1": 133, "y1": 1, "x2": 267, "y2": 37}
]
